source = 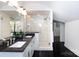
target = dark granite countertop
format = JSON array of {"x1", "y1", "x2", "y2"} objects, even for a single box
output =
[
  {"x1": 0, "y1": 34, "x2": 35, "y2": 52},
  {"x1": 25, "y1": 32, "x2": 39, "y2": 33}
]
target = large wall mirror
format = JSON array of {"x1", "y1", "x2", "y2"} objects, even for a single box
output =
[{"x1": 0, "y1": 10, "x2": 25, "y2": 39}]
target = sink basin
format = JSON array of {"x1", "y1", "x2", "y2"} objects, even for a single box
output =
[
  {"x1": 25, "y1": 36, "x2": 32, "y2": 38},
  {"x1": 9, "y1": 41, "x2": 26, "y2": 48},
  {"x1": 25, "y1": 33, "x2": 34, "y2": 38}
]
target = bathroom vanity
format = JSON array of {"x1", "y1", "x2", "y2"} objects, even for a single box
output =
[{"x1": 0, "y1": 32, "x2": 39, "y2": 57}]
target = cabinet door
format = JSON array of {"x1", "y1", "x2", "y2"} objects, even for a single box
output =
[
  {"x1": 30, "y1": 38, "x2": 35, "y2": 56},
  {"x1": 34, "y1": 33, "x2": 39, "y2": 50},
  {"x1": 23, "y1": 45, "x2": 29, "y2": 57},
  {"x1": 27, "y1": 39, "x2": 34, "y2": 57},
  {"x1": 29, "y1": 48, "x2": 34, "y2": 57}
]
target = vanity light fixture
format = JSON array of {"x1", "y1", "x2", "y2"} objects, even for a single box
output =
[
  {"x1": 8, "y1": 1, "x2": 18, "y2": 7},
  {"x1": 22, "y1": 8, "x2": 27, "y2": 15},
  {"x1": 1, "y1": 0, "x2": 27, "y2": 16},
  {"x1": 4, "y1": 1, "x2": 25, "y2": 16}
]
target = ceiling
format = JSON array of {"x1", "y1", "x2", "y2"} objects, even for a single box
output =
[
  {"x1": 52, "y1": 1, "x2": 79, "y2": 22},
  {"x1": 0, "y1": 1, "x2": 79, "y2": 22}
]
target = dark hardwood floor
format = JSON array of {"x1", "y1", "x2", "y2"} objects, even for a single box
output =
[
  {"x1": 33, "y1": 50, "x2": 53, "y2": 57},
  {"x1": 33, "y1": 36, "x2": 78, "y2": 57},
  {"x1": 33, "y1": 43, "x2": 78, "y2": 57}
]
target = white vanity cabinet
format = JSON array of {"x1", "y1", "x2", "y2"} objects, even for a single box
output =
[{"x1": 0, "y1": 35, "x2": 36, "y2": 57}]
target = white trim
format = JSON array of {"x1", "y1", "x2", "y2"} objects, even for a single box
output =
[
  {"x1": 49, "y1": 10, "x2": 53, "y2": 50},
  {"x1": 38, "y1": 47, "x2": 53, "y2": 51}
]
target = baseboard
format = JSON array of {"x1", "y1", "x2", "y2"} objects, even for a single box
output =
[
  {"x1": 65, "y1": 44, "x2": 78, "y2": 56},
  {"x1": 35, "y1": 47, "x2": 53, "y2": 51}
]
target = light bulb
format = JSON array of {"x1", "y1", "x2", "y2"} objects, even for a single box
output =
[{"x1": 22, "y1": 9, "x2": 27, "y2": 15}]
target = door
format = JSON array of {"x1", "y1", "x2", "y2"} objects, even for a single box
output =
[{"x1": 53, "y1": 21, "x2": 60, "y2": 42}]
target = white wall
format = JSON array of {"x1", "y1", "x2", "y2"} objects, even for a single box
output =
[
  {"x1": 0, "y1": 12, "x2": 11, "y2": 39},
  {"x1": 65, "y1": 20, "x2": 79, "y2": 56}
]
